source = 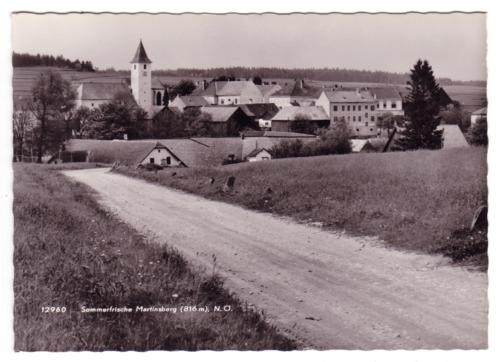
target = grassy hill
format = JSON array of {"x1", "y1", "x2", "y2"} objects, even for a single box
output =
[{"x1": 116, "y1": 147, "x2": 488, "y2": 268}]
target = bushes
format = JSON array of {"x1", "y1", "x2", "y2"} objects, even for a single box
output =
[{"x1": 270, "y1": 121, "x2": 352, "y2": 159}]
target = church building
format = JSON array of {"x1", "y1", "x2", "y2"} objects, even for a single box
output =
[{"x1": 74, "y1": 40, "x2": 165, "y2": 116}]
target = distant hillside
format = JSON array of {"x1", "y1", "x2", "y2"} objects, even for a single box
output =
[
  {"x1": 153, "y1": 67, "x2": 486, "y2": 87},
  {"x1": 13, "y1": 52, "x2": 95, "y2": 72}
]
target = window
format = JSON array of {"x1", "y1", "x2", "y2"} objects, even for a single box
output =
[
  {"x1": 365, "y1": 122, "x2": 368, "y2": 127},
  {"x1": 134, "y1": 64, "x2": 136, "y2": 70},
  {"x1": 358, "y1": 116, "x2": 361, "y2": 122},
  {"x1": 358, "y1": 105, "x2": 361, "y2": 111},
  {"x1": 149, "y1": 158, "x2": 154, "y2": 164},
  {"x1": 235, "y1": 99, "x2": 238, "y2": 104},
  {"x1": 391, "y1": 102, "x2": 397, "y2": 109},
  {"x1": 370, "y1": 105, "x2": 375, "y2": 111},
  {"x1": 333, "y1": 105, "x2": 338, "y2": 112},
  {"x1": 365, "y1": 113, "x2": 368, "y2": 118},
  {"x1": 365, "y1": 105, "x2": 368, "y2": 110},
  {"x1": 371, "y1": 116, "x2": 375, "y2": 122},
  {"x1": 370, "y1": 128, "x2": 373, "y2": 132},
  {"x1": 342, "y1": 105, "x2": 345, "y2": 111},
  {"x1": 156, "y1": 92, "x2": 162, "y2": 106},
  {"x1": 166, "y1": 157, "x2": 171, "y2": 165},
  {"x1": 333, "y1": 116, "x2": 338, "y2": 122},
  {"x1": 157, "y1": 149, "x2": 161, "y2": 153},
  {"x1": 377, "y1": 103, "x2": 380, "y2": 108},
  {"x1": 91, "y1": 103, "x2": 94, "y2": 107},
  {"x1": 144, "y1": 64, "x2": 147, "y2": 70},
  {"x1": 356, "y1": 128, "x2": 359, "y2": 132},
  {"x1": 383, "y1": 102, "x2": 387, "y2": 108},
  {"x1": 347, "y1": 105, "x2": 350, "y2": 111},
  {"x1": 221, "y1": 99, "x2": 225, "y2": 105}
]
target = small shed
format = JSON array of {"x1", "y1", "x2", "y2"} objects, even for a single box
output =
[{"x1": 246, "y1": 148, "x2": 272, "y2": 162}]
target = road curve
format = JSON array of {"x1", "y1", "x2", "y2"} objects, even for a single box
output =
[{"x1": 62, "y1": 168, "x2": 488, "y2": 350}]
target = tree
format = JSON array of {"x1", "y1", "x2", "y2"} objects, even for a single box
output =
[
  {"x1": 291, "y1": 113, "x2": 316, "y2": 134},
  {"x1": 467, "y1": 117, "x2": 487, "y2": 146},
  {"x1": 171, "y1": 79, "x2": 196, "y2": 99},
  {"x1": 396, "y1": 60, "x2": 443, "y2": 150},
  {"x1": 376, "y1": 112, "x2": 396, "y2": 138},
  {"x1": 29, "y1": 71, "x2": 75, "y2": 162},
  {"x1": 439, "y1": 103, "x2": 471, "y2": 131},
  {"x1": 182, "y1": 108, "x2": 215, "y2": 137},
  {"x1": 12, "y1": 100, "x2": 35, "y2": 162},
  {"x1": 252, "y1": 76, "x2": 263, "y2": 85},
  {"x1": 81, "y1": 91, "x2": 148, "y2": 140},
  {"x1": 150, "y1": 109, "x2": 185, "y2": 138},
  {"x1": 162, "y1": 87, "x2": 169, "y2": 106}
]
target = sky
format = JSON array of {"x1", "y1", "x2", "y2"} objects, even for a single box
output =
[{"x1": 11, "y1": 12, "x2": 487, "y2": 81}]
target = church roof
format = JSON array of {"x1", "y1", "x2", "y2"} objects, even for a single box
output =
[
  {"x1": 78, "y1": 82, "x2": 129, "y2": 100},
  {"x1": 130, "y1": 40, "x2": 152, "y2": 64}
]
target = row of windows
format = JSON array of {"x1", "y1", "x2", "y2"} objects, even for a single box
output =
[
  {"x1": 380, "y1": 102, "x2": 398, "y2": 109},
  {"x1": 133, "y1": 64, "x2": 148, "y2": 70},
  {"x1": 332, "y1": 104, "x2": 376, "y2": 112},
  {"x1": 333, "y1": 116, "x2": 375, "y2": 123}
]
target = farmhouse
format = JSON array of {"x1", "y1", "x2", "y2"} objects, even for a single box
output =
[
  {"x1": 200, "y1": 81, "x2": 266, "y2": 105},
  {"x1": 270, "y1": 106, "x2": 329, "y2": 133},
  {"x1": 170, "y1": 95, "x2": 209, "y2": 111},
  {"x1": 471, "y1": 107, "x2": 487, "y2": 126},
  {"x1": 238, "y1": 103, "x2": 280, "y2": 130},
  {"x1": 64, "y1": 139, "x2": 186, "y2": 167},
  {"x1": 316, "y1": 89, "x2": 378, "y2": 137},
  {"x1": 268, "y1": 79, "x2": 322, "y2": 108},
  {"x1": 246, "y1": 148, "x2": 272, "y2": 162},
  {"x1": 370, "y1": 87, "x2": 404, "y2": 117},
  {"x1": 200, "y1": 106, "x2": 256, "y2": 136}
]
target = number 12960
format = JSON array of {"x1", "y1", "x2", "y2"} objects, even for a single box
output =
[{"x1": 41, "y1": 306, "x2": 67, "y2": 313}]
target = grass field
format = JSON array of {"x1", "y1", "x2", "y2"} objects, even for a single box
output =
[
  {"x1": 115, "y1": 147, "x2": 488, "y2": 269},
  {"x1": 13, "y1": 163, "x2": 296, "y2": 351}
]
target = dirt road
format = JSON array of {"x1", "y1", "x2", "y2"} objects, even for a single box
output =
[{"x1": 63, "y1": 168, "x2": 488, "y2": 349}]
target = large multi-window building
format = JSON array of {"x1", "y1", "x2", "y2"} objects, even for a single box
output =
[{"x1": 316, "y1": 89, "x2": 379, "y2": 137}]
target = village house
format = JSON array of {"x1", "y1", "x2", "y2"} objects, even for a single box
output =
[
  {"x1": 200, "y1": 106, "x2": 256, "y2": 136},
  {"x1": 246, "y1": 148, "x2": 272, "y2": 162},
  {"x1": 316, "y1": 89, "x2": 379, "y2": 137},
  {"x1": 270, "y1": 106, "x2": 329, "y2": 133},
  {"x1": 200, "y1": 80, "x2": 266, "y2": 105},
  {"x1": 268, "y1": 79, "x2": 322, "y2": 109},
  {"x1": 471, "y1": 107, "x2": 487, "y2": 126},
  {"x1": 237, "y1": 103, "x2": 280, "y2": 131},
  {"x1": 169, "y1": 94, "x2": 209, "y2": 111},
  {"x1": 370, "y1": 87, "x2": 404, "y2": 117}
]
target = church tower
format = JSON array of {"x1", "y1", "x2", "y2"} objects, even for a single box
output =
[{"x1": 130, "y1": 40, "x2": 152, "y2": 112}]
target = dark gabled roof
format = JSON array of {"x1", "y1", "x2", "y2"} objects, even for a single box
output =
[
  {"x1": 130, "y1": 40, "x2": 152, "y2": 64},
  {"x1": 371, "y1": 87, "x2": 402, "y2": 100},
  {"x1": 238, "y1": 103, "x2": 280, "y2": 120},
  {"x1": 200, "y1": 106, "x2": 240, "y2": 123},
  {"x1": 270, "y1": 80, "x2": 322, "y2": 98}
]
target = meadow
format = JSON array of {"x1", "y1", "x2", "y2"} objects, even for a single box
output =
[
  {"x1": 116, "y1": 147, "x2": 488, "y2": 269},
  {"x1": 13, "y1": 163, "x2": 296, "y2": 351}
]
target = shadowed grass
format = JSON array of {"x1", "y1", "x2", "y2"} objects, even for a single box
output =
[
  {"x1": 115, "y1": 147, "x2": 488, "y2": 269},
  {"x1": 13, "y1": 163, "x2": 296, "y2": 351}
]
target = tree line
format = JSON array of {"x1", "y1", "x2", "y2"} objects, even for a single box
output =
[
  {"x1": 154, "y1": 66, "x2": 464, "y2": 86},
  {"x1": 12, "y1": 52, "x2": 95, "y2": 72}
]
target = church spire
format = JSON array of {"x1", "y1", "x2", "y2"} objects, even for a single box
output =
[{"x1": 130, "y1": 40, "x2": 152, "y2": 64}]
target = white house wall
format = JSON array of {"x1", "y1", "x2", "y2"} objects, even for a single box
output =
[{"x1": 140, "y1": 147, "x2": 183, "y2": 167}]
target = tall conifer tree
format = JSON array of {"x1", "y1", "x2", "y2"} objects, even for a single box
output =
[{"x1": 397, "y1": 60, "x2": 443, "y2": 150}]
